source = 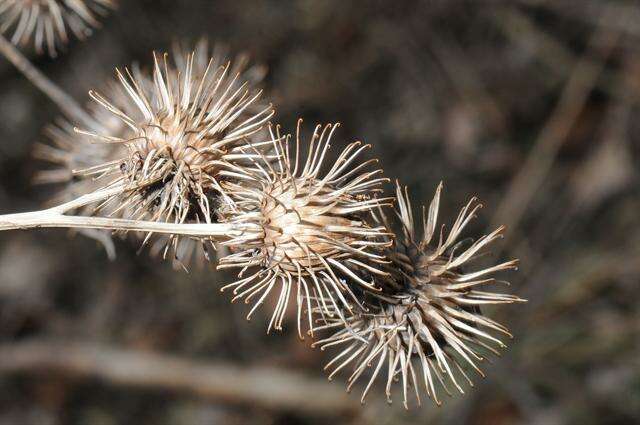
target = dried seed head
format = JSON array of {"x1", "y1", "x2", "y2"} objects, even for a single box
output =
[
  {"x1": 0, "y1": 0, "x2": 117, "y2": 56},
  {"x1": 144, "y1": 41, "x2": 269, "y2": 267},
  {"x1": 35, "y1": 42, "x2": 272, "y2": 267},
  {"x1": 88, "y1": 51, "x2": 273, "y2": 263},
  {"x1": 82, "y1": 49, "x2": 273, "y2": 264},
  {"x1": 313, "y1": 182, "x2": 524, "y2": 408},
  {"x1": 218, "y1": 121, "x2": 393, "y2": 337}
]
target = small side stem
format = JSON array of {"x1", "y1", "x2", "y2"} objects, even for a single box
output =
[
  {"x1": 0, "y1": 33, "x2": 100, "y2": 130},
  {"x1": 0, "y1": 211, "x2": 241, "y2": 238},
  {"x1": 0, "y1": 185, "x2": 247, "y2": 239}
]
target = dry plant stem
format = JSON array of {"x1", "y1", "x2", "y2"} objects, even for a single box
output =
[
  {"x1": 0, "y1": 339, "x2": 358, "y2": 416},
  {"x1": 0, "y1": 186, "x2": 242, "y2": 238},
  {"x1": 0, "y1": 33, "x2": 99, "y2": 130}
]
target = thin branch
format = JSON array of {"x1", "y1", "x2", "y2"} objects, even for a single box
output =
[
  {"x1": 0, "y1": 339, "x2": 358, "y2": 417},
  {"x1": 0, "y1": 210, "x2": 245, "y2": 237},
  {"x1": 0, "y1": 185, "x2": 247, "y2": 238},
  {"x1": 0, "y1": 33, "x2": 100, "y2": 130}
]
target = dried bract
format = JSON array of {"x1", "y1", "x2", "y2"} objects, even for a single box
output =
[
  {"x1": 218, "y1": 121, "x2": 393, "y2": 337},
  {"x1": 314, "y1": 183, "x2": 524, "y2": 408},
  {"x1": 0, "y1": 0, "x2": 117, "y2": 56}
]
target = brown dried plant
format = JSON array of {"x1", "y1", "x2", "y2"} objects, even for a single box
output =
[
  {"x1": 312, "y1": 182, "x2": 524, "y2": 408},
  {"x1": 217, "y1": 120, "x2": 393, "y2": 337},
  {"x1": 0, "y1": 32, "x2": 526, "y2": 411},
  {"x1": 33, "y1": 40, "x2": 270, "y2": 266}
]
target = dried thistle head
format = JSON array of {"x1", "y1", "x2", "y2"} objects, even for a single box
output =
[
  {"x1": 0, "y1": 0, "x2": 117, "y2": 56},
  {"x1": 313, "y1": 182, "x2": 524, "y2": 408},
  {"x1": 81, "y1": 49, "x2": 273, "y2": 264},
  {"x1": 217, "y1": 121, "x2": 393, "y2": 337},
  {"x1": 35, "y1": 42, "x2": 273, "y2": 266},
  {"x1": 143, "y1": 40, "x2": 269, "y2": 267}
]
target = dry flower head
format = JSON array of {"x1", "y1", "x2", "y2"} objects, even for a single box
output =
[
  {"x1": 32, "y1": 43, "x2": 273, "y2": 266},
  {"x1": 313, "y1": 183, "x2": 524, "y2": 408},
  {"x1": 218, "y1": 121, "x2": 393, "y2": 337}
]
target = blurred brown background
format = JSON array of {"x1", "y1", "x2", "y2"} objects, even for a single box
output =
[{"x1": 0, "y1": 1, "x2": 639, "y2": 424}]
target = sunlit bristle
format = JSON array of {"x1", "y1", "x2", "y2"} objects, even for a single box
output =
[
  {"x1": 313, "y1": 182, "x2": 523, "y2": 408},
  {"x1": 0, "y1": 0, "x2": 117, "y2": 56}
]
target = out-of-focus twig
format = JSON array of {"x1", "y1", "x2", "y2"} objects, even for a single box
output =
[
  {"x1": 0, "y1": 339, "x2": 358, "y2": 417},
  {"x1": 0, "y1": 34, "x2": 99, "y2": 130},
  {"x1": 494, "y1": 7, "x2": 622, "y2": 98},
  {"x1": 490, "y1": 10, "x2": 622, "y2": 246}
]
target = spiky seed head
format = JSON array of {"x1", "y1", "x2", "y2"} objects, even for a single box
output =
[
  {"x1": 35, "y1": 43, "x2": 272, "y2": 266},
  {"x1": 144, "y1": 40, "x2": 269, "y2": 267},
  {"x1": 81, "y1": 49, "x2": 273, "y2": 264},
  {"x1": 217, "y1": 121, "x2": 393, "y2": 337},
  {"x1": 0, "y1": 0, "x2": 117, "y2": 56},
  {"x1": 313, "y1": 182, "x2": 524, "y2": 409}
]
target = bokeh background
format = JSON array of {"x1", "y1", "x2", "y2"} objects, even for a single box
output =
[{"x1": 1, "y1": 1, "x2": 639, "y2": 424}]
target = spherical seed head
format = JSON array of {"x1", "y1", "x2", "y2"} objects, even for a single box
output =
[
  {"x1": 314, "y1": 182, "x2": 524, "y2": 408},
  {"x1": 35, "y1": 41, "x2": 272, "y2": 267},
  {"x1": 83, "y1": 49, "x2": 273, "y2": 263},
  {"x1": 100, "y1": 56, "x2": 268, "y2": 210},
  {"x1": 0, "y1": 0, "x2": 117, "y2": 56},
  {"x1": 218, "y1": 121, "x2": 393, "y2": 337}
]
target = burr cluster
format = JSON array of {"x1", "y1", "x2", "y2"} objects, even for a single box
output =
[{"x1": 33, "y1": 41, "x2": 524, "y2": 408}]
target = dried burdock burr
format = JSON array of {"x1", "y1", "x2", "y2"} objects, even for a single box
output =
[
  {"x1": 0, "y1": 41, "x2": 271, "y2": 250},
  {"x1": 217, "y1": 120, "x2": 393, "y2": 337},
  {"x1": 313, "y1": 182, "x2": 524, "y2": 408},
  {"x1": 69, "y1": 47, "x2": 274, "y2": 266},
  {"x1": 0, "y1": 0, "x2": 117, "y2": 56},
  {"x1": 33, "y1": 40, "x2": 270, "y2": 267}
]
